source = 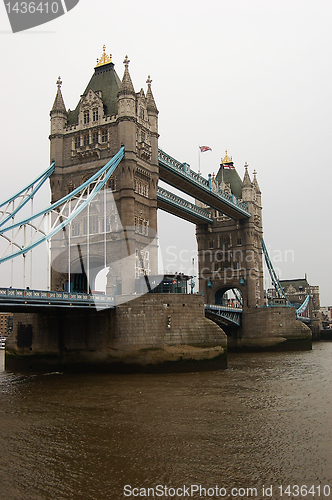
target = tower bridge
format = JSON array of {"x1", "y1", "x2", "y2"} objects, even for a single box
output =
[{"x1": 1, "y1": 47, "x2": 312, "y2": 371}]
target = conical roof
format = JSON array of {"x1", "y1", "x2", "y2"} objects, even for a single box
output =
[
  {"x1": 242, "y1": 164, "x2": 252, "y2": 188},
  {"x1": 146, "y1": 75, "x2": 158, "y2": 112},
  {"x1": 118, "y1": 55, "x2": 135, "y2": 95},
  {"x1": 51, "y1": 77, "x2": 66, "y2": 113},
  {"x1": 253, "y1": 171, "x2": 261, "y2": 194},
  {"x1": 67, "y1": 49, "x2": 121, "y2": 125}
]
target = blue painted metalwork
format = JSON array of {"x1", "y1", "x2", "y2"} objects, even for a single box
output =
[
  {"x1": 296, "y1": 294, "x2": 310, "y2": 314},
  {"x1": 262, "y1": 238, "x2": 291, "y2": 305},
  {"x1": 158, "y1": 149, "x2": 251, "y2": 219},
  {"x1": 0, "y1": 287, "x2": 114, "y2": 309},
  {"x1": 205, "y1": 303, "x2": 242, "y2": 326},
  {"x1": 0, "y1": 147, "x2": 124, "y2": 264},
  {"x1": 157, "y1": 186, "x2": 213, "y2": 223},
  {"x1": 296, "y1": 294, "x2": 310, "y2": 322},
  {"x1": 0, "y1": 162, "x2": 55, "y2": 228},
  {"x1": 232, "y1": 288, "x2": 243, "y2": 306}
]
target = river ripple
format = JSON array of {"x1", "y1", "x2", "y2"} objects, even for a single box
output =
[{"x1": 0, "y1": 343, "x2": 331, "y2": 500}]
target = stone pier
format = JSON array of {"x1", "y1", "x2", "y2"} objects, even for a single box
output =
[{"x1": 5, "y1": 294, "x2": 227, "y2": 372}]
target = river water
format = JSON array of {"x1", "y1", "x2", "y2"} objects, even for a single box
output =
[{"x1": 0, "y1": 343, "x2": 331, "y2": 500}]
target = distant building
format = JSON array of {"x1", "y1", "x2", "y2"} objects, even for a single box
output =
[
  {"x1": 278, "y1": 277, "x2": 322, "y2": 335},
  {"x1": 321, "y1": 306, "x2": 332, "y2": 329}
]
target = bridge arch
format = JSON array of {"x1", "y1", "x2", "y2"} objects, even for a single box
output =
[{"x1": 206, "y1": 280, "x2": 246, "y2": 308}]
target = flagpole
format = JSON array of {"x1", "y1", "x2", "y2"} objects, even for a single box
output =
[{"x1": 198, "y1": 146, "x2": 201, "y2": 176}]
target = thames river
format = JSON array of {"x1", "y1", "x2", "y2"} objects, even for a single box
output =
[{"x1": 0, "y1": 343, "x2": 331, "y2": 500}]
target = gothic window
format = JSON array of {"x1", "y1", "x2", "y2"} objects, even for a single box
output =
[
  {"x1": 83, "y1": 134, "x2": 89, "y2": 146},
  {"x1": 141, "y1": 132, "x2": 145, "y2": 142},
  {"x1": 92, "y1": 108, "x2": 99, "y2": 122},
  {"x1": 71, "y1": 222, "x2": 80, "y2": 237},
  {"x1": 92, "y1": 131, "x2": 98, "y2": 144},
  {"x1": 83, "y1": 217, "x2": 88, "y2": 235},
  {"x1": 209, "y1": 240, "x2": 214, "y2": 249},
  {"x1": 101, "y1": 130, "x2": 108, "y2": 143},
  {"x1": 134, "y1": 178, "x2": 149, "y2": 198},
  {"x1": 140, "y1": 107, "x2": 144, "y2": 120},
  {"x1": 90, "y1": 215, "x2": 99, "y2": 234},
  {"x1": 75, "y1": 136, "x2": 80, "y2": 149},
  {"x1": 237, "y1": 238, "x2": 242, "y2": 246},
  {"x1": 84, "y1": 111, "x2": 89, "y2": 124}
]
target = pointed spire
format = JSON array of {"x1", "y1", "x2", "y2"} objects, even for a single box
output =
[
  {"x1": 252, "y1": 169, "x2": 261, "y2": 194},
  {"x1": 242, "y1": 162, "x2": 252, "y2": 187},
  {"x1": 146, "y1": 75, "x2": 158, "y2": 113},
  {"x1": 51, "y1": 76, "x2": 66, "y2": 113},
  {"x1": 119, "y1": 55, "x2": 135, "y2": 95}
]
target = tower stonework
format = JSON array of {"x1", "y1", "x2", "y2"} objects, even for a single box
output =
[
  {"x1": 49, "y1": 48, "x2": 159, "y2": 296},
  {"x1": 196, "y1": 153, "x2": 264, "y2": 309}
]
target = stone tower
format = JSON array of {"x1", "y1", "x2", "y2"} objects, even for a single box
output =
[
  {"x1": 49, "y1": 47, "x2": 159, "y2": 296},
  {"x1": 196, "y1": 152, "x2": 264, "y2": 308}
]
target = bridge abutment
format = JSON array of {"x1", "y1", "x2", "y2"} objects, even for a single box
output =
[
  {"x1": 5, "y1": 294, "x2": 227, "y2": 372},
  {"x1": 228, "y1": 306, "x2": 312, "y2": 351}
]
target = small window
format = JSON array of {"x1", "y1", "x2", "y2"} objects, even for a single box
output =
[
  {"x1": 83, "y1": 111, "x2": 89, "y2": 124},
  {"x1": 71, "y1": 222, "x2": 80, "y2": 237},
  {"x1": 109, "y1": 178, "x2": 116, "y2": 191},
  {"x1": 209, "y1": 240, "x2": 214, "y2": 249},
  {"x1": 101, "y1": 130, "x2": 108, "y2": 143},
  {"x1": 83, "y1": 134, "x2": 89, "y2": 146},
  {"x1": 90, "y1": 215, "x2": 98, "y2": 234},
  {"x1": 92, "y1": 132, "x2": 98, "y2": 144},
  {"x1": 140, "y1": 107, "x2": 144, "y2": 120},
  {"x1": 237, "y1": 238, "x2": 242, "y2": 246},
  {"x1": 92, "y1": 108, "x2": 99, "y2": 122},
  {"x1": 75, "y1": 136, "x2": 80, "y2": 148}
]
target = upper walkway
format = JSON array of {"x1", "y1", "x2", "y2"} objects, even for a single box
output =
[{"x1": 158, "y1": 149, "x2": 251, "y2": 220}]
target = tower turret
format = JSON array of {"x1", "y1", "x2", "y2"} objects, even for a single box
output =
[
  {"x1": 117, "y1": 55, "x2": 136, "y2": 151},
  {"x1": 146, "y1": 76, "x2": 159, "y2": 165},
  {"x1": 241, "y1": 162, "x2": 252, "y2": 202},
  {"x1": 49, "y1": 77, "x2": 67, "y2": 166}
]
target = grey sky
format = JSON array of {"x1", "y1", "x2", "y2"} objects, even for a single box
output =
[{"x1": 0, "y1": 0, "x2": 331, "y2": 305}]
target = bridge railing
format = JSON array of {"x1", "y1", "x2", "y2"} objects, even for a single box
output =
[
  {"x1": 158, "y1": 149, "x2": 250, "y2": 216},
  {"x1": 205, "y1": 304, "x2": 243, "y2": 313},
  {"x1": 0, "y1": 287, "x2": 115, "y2": 308}
]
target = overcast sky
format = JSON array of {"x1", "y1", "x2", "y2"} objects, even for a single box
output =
[{"x1": 0, "y1": 0, "x2": 331, "y2": 305}]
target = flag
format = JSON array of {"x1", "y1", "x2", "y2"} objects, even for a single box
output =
[{"x1": 199, "y1": 146, "x2": 212, "y2": 152}]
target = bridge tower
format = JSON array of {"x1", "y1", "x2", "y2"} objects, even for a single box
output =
[
  {"x1": 196, "y1": 153, "x2": 264, "y2": 308},
  {"x1": 49, "y1": 47, "x2": 159, "y2": 296}
]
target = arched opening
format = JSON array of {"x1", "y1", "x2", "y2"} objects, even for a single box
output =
[{"x1": 214, "y1": 287, "x2": 243, "y2": 308}]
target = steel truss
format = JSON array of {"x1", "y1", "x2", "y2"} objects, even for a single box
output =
[
  {"x1": 0, "y1": 162, "x2": 55, "y2": 228},
  {"x1": 0, "y1": 147, "x2": 124, "y2": 264}
]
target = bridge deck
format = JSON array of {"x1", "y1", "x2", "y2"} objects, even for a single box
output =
[{"x1": 0, "y1": 288, "x2": 115, "y2": 311}]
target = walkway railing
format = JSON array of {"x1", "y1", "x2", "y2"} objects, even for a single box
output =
[
  {"x1": 157, "y1": 187, "x2": 213, "y2": 223},
  {"x1": 0, "y1": 287, "x2": 115, "y2": 309}
]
